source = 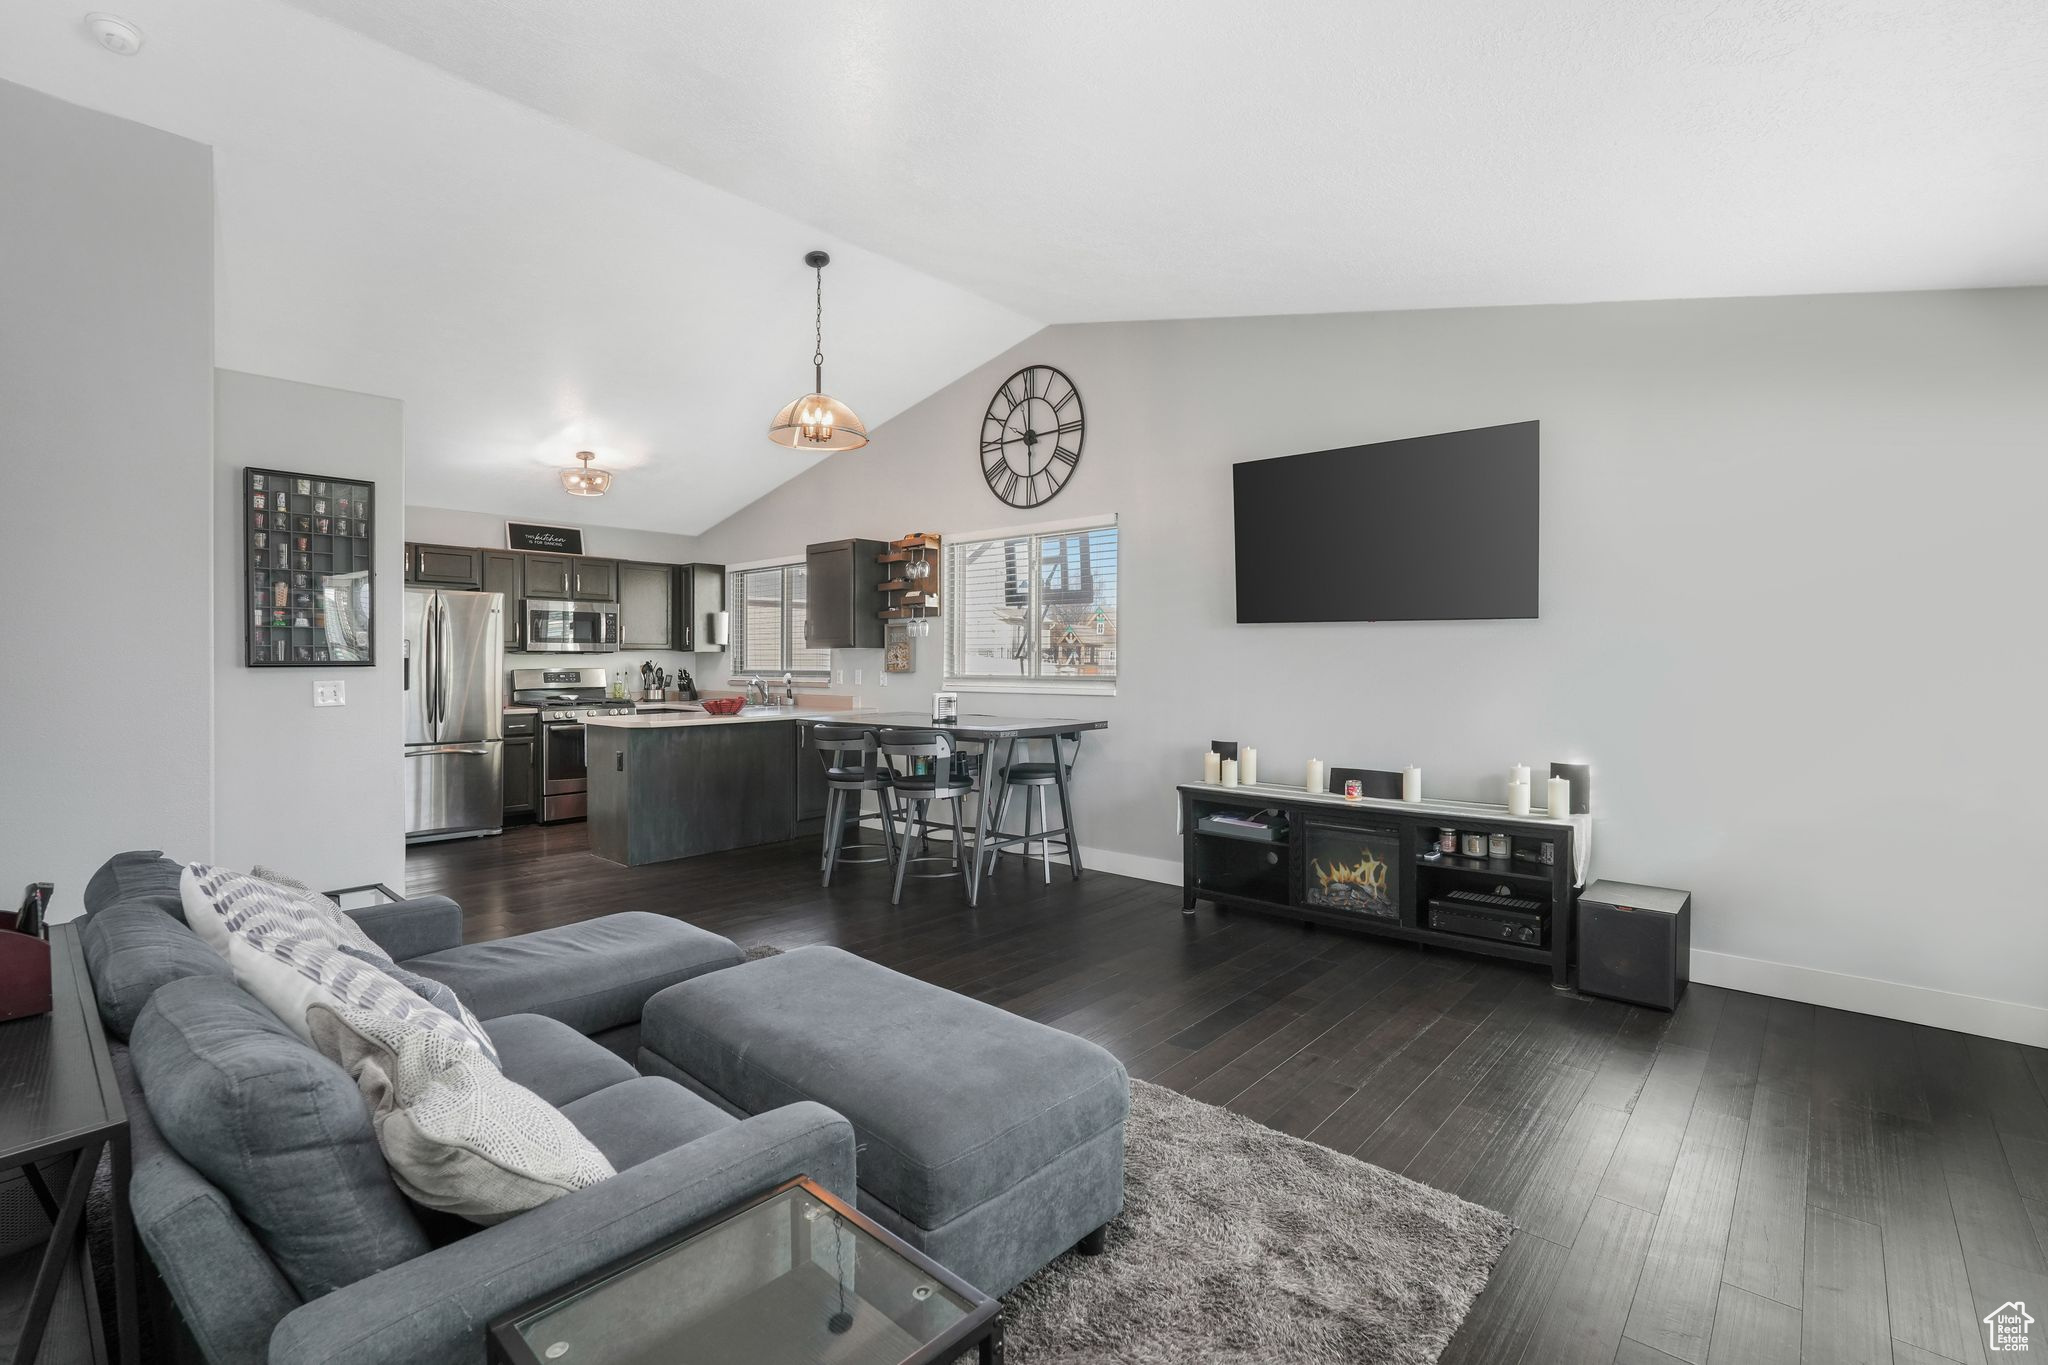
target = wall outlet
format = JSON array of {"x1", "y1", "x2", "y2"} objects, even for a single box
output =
[
  {"x1": 879, "y1": 673, "x2": 889, "y2": 687},
  {"x1": 854, "y1": 667, "x2": 864, "y2": 686},
  {"x1": 312, "y1": 680, "x2": 345, "y2": 707},
  {"x1": 834, "y1": 667, "x2": 844, "y2": 684}
]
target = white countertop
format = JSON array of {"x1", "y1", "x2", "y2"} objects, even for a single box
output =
[{"x1": 584, "y1": 707, "x2": 844, "y2": 729}]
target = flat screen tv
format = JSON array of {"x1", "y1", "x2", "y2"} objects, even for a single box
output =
[{"x1": 1233, "y1": 420, "x2": 1538, "y2": 623}]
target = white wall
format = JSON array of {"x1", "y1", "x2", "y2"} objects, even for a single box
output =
[
  {"x1": 691, "y1": 288, "x2": 2048, "y2": 1044},
  {"x1": 0, "y1": 81, "x2": 215, "y2": 919},
  {"x1": 403, "y1": 506, "x2": 711, "y2": 689},
  {"x1": 215, "y1": 371, "x2": 406, "y2": 891}
]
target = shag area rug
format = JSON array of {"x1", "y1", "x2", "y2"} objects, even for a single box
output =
[{"x1": 1002, "y1": 1078, "x2": 1512, "y2": 1365}]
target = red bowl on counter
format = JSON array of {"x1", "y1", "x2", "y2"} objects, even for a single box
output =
[{"x1": 699, "y1": 696, "x2": 746, "y2": 716}]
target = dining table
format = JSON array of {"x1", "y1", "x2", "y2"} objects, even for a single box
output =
[{"x1": 854, "y1": 712, "x2": 1108, "y2": 906}]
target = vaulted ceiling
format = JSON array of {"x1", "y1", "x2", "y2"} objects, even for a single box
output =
[
  {"x1": 0, "y1": 0, "x2": 1036, "y2": 534},
  {"x1": 7, "y1": 1, "x2": 2043, "y2": 534},
  {"x1": 284, "y1": 0, "x2": 2048, "y2": 319}
]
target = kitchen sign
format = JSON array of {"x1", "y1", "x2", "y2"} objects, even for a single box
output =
[{"x1": 506, "y1": 522, "x2": 584, "y2": 555}]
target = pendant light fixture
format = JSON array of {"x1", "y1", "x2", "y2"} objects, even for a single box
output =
[
  {"x1": 767, "y1": 250, "x2": 869, "y2": 452},
  {"x1": 560, "y1": 449, "x2": 613, "y2": 497}
]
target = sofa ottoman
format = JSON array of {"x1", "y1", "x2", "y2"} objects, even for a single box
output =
[
  {"x1": 639, "y1": 945, "x2": 1127, "y2": 1295},
  {"x1": 406, "y1": 911, "x2": 744, "y2": 1057}
]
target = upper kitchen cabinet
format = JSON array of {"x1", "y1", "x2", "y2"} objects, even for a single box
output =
[
  {"x1": 571, "y1": 557, "x2": 617, "y2": 602},
  {"x1": 522, "y1": 554, "x2": 572, "y2": 600},
  {"x1": 409, "y1": 543, "x2": 483, "y2": 588},
  {"x1": 618, "y1": 562, "x2": 676, "y2": 650},
  {"x1": 481, "y1": 551, "x2": 524, "y2": 649},
  {"x1": 804, "y1": 539, "x2": 887, "y2": 650},
  {"x1": 676, "y1": 563, "x2": 726, "y2": 652}
]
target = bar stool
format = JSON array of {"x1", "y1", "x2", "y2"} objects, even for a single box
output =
[
  {"x1": 815, "y1": 723, "x2": 898, "y2": 888},
  {"x1": 985, "y1": 733, "x2": 1082, "y2": 883},
  {"x1": 876, "y1": 728, "x2": 976, "y2": 904}
]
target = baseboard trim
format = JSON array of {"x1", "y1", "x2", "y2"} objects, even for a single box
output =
[
  {"x1": 938, "y1": 832, "x2": 2046, "y2": 1045},
  {"x1": 1074, "y1": 846, "x2": 1182, "y2": 886},
  {"x1": 1688, "y1": 948, "x2": 2047, "y2": 1047},
  {"x1": 902, "y1": 829, "x2": 1183, "y2": 888},
  {"x1": 1071, "y1": 844, "x2": 2048, "y2": 1046}
]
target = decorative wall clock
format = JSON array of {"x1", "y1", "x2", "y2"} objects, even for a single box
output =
[{"x1": 980, "y1": 365, "x2": 1083, "y2": 508}]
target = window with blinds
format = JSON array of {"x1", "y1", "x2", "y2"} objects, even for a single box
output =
[
  {"x1": 730, "y1": 563, "x2": 830, "y2": 676},
  {"x1": 946, "y1": 520, "x2": 1117, "y2": 688}
]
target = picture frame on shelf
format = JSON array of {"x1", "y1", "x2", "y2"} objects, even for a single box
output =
[{"x1": 884, "y1": 621, "x2": 915, "y2": 673}]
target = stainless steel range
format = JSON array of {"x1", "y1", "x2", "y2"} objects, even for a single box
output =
[{"x1": 510, "y1": 667, "x2": 636, "y2": 823}]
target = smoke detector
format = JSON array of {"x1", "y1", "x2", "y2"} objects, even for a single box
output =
[{"x1": 85, "y1": 13, "x2": 145, "y2": 55}]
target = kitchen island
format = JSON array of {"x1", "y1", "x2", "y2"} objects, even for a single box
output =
[
  {"x1": 583, "y1": 709, "x2": 833, "y2": 867},
  {"x1": 584, "y1": 710, "x2": 1107, "y2": 887}
]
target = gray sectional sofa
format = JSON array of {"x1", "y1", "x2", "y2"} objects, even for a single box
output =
[
  {"x1": 81, "y1": 853, "x2": 848, "y2": 1365},
  {"x1": 78, "y1": 850, "x2": 1128, "y2": 1365}
]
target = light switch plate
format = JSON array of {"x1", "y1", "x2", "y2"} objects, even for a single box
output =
[
  {"x1": 854, "y1": 668, "x2": 864, "y2": 685},
  {"x1": 312, "y1": 680, "x2": 345, "y2": 707}
]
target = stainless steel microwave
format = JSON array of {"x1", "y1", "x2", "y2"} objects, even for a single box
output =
[{"x1": 522, "y1": 599, "x2": 619, "y2": 653}]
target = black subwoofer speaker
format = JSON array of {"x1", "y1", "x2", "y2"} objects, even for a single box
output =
[{"x1": 1576, "y1": 880, "x2": 1691, "y2": 1010}]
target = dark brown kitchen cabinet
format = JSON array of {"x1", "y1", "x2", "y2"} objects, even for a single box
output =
[
  {"x1": 522, "y1": 554, "x2": 572, "y2": 600},
  {"x1": 675, "y1": 562, "x2": 726, "y2": 651},
  {"x1": 481, "y1": 551, "x2": 524, "y2": 649},
  {"x1": 791, "y1": 721, "x2": 832, "y2": 833},
  {"x1": 410, "y1": 543, "x2": 482, "y2": 588},
  {"x1": 571, "y1": 557, "x2": 617, "y2": 602},
  {"x1": 804, "y1": 539, "x2": 887, "y2": 650},
  {"x1": 618, "y1": 562, "x2": 675, "y2": 649},
  {"x1": 502, "y1": 735, "x2": 537, "y2": 819}
]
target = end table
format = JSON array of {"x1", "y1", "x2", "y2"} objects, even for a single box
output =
[{"x1": 0, "y1": 922, "x2": 137, "y2": 1365}]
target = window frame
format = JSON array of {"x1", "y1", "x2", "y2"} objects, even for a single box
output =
[
  {"x1": 726, "y1": 559, "x2": 831, "y2": 680},
  {"x1": 943, "y1": 513, "x2": 1119, "y2": 696}
]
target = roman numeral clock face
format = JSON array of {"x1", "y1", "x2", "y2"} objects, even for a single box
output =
[{"x1": 980, "y1": 365, "x2": 1083, "y2": 508}]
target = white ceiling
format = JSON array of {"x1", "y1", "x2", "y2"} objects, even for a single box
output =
[
  {"x1": 8, "y1": 2, "x2": 2044, "y2": 537},
  {"x1": 282, "y1": 0, "x2": 2048, "y2": 321},
  {"x1": 0, "y1": 0, "x2": 1037, "y2": 534}
]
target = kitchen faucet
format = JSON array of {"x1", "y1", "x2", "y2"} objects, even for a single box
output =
[{"x1": 747, "y1": 675, "x2": 773, "y2": 707}]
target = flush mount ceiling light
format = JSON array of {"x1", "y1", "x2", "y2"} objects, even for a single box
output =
[
  {"x1": 560, "y1": 449, "x2": 613, "y2": 497},
  {"x1": 85, "y1": 12, "x2": 145, "y2": 54},
  {"x1": 767, "y1": 250, "x2": 869, "y2": 453}
]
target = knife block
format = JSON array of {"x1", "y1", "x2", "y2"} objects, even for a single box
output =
[{"x1": 0, "y1": 929, "x2": 52, "y2": 1022}]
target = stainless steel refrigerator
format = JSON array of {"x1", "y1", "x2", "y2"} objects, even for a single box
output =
[{"x1": 404, "y1": 588, "x2": 504, "y2": 841}]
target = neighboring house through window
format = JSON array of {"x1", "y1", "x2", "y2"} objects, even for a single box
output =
[{"x1": 945, "y1": 516, "x2": 1118, "y2": 693}]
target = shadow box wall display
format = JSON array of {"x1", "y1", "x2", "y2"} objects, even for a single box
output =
[{"x1": 243, "y1": 468, "x2": 376, "y2": 667}]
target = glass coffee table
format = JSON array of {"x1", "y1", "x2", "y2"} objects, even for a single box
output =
[{"x1": 487, "y1": 1177, "x2": 1003, "y2": 1365}]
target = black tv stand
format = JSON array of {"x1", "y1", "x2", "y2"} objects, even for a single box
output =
[{"x1": 1178, "y1": 782, "x2": 1583, "y2": 987}]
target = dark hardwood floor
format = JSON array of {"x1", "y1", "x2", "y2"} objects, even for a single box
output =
[{"x1": 409, "y1": 823, "x2": 2048, "y2": 1365}]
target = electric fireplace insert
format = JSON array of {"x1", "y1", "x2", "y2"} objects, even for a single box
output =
[{"x1": 1302, "y1": 819, "x2": 1402, "y2": 921}]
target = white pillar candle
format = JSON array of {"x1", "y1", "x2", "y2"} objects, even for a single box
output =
[
  {"x1": 1305, "y1": 759, "x2": 1325, "y2": 793},
  {"x1": 1240, "y1": 747, "x2": 1258, "y2": 785},
  {"x1": 1510, "y1": 764, "x2": 1531, "y2": 787},
  {"x1": 1508, "y1": 780, "x2": 1531, "y2": 816},
  {"x1": 1548, "y1": 775, "x2": 1571, "y2": 816},
  {"x1": 1220, "y1": 758, "x2": 1239, "y2": 787},
  {"x1": 1203, "y1": 750, "x2": 1222, "y2": 784},
  {"x1": 1402, "y1": 766, "x2": 1423, "y2": 802}
]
